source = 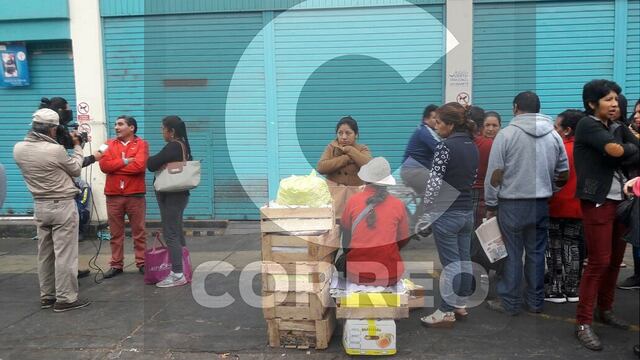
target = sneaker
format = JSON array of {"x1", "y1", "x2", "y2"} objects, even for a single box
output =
[
  {"x1": 53, "y1": 298, "x2": 91, "y2": 313},
  {"x1": 486, "y1": 299, "x2": 519, "y2": 316},
  {"x1": 565, "y1": 292, "x2": 579, "y2": 303},
  {"x1": 620, "y1": 262, "x2": 627, "y2": 268},
  {"x1": 156, "y1": 272, "x2": 187, "y2": 288},
  {"x1": 618, "y1": 275, "x2": 640, "y2": 290},
  {"x1": 103, "y1": 267, "x2": 123, "y2": 279},
  {"x1": 40, "y1": 298, "x2": 56, "y2": 309},
  {"x1": 420, "y1": 309, "x2": 456, "y2": 328},
  {"x1": 544, "y1": 292, "x2": 567, "y2": 304}
]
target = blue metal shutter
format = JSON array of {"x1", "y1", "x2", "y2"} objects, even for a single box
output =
[
  {"x1": 473, "y1": 1, "x2": 615, "y2": 123},
  {"x1": 273, "y1": 5, "x2": 445, "y2": 178},
  {"x1": 102, "y1": 13, "x2": 267, "y2": 220},
  {"x1": 0, "y1": 41, "x2": 76, "y2": 215},
  {"x1": 627, "y1": 0, "x2": 640, "y2": 102}
]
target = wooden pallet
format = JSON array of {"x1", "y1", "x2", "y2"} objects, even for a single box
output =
[
  {"x1": 261, "y1": 225, "x2": 339, "y2": 263},
  {"x1": 261, "y1": 260, "x2": 333, "y2": 293},
  {"x1": 267, "y1": 308, "x2": 336, "y2": 349},
  {"x1": 263, "y1": 280, "x2": 335, "y2": 320},
  {"x1": 260, "y1": 206, "x2": 334, "y2": 234}
]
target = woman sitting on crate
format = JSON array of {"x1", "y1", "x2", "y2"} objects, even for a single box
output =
[
  {"x1": 340, "y1": 157, "x2": 410, "y2": 287},
  {"x1": 317, "y1": 116, "x2": 372, "y2": 218}
]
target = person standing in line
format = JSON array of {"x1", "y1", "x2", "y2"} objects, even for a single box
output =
[
  {"x1": 99, "y1": 116, "x2": 149, "y2": 278},
  {"x1": 484, "y1": 91, "x2": 569, "y2": 316},
  {"x1": 13, "y1": 109, "x2": 90, "y2": 312},
  {"x1": 147, "y1": 116, "x2": 192, "y2": 288},
  {"x1": 573, "y1": 80, "x2": 639, "y2": 351},
  {"x1": 544, "y1": 109, "x2": 585, "y2": 304},
  {"x1": 418, "y1": 103, "x2": 479, "y2": 327}
]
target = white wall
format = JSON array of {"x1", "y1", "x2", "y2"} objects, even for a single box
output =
[{"x1": 445, "y1": 0, "x2": 473, "y2": 105}]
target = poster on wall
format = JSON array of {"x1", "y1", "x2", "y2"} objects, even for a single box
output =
[{"x1": 0, "y1": 42, "x2": 30, "y2": 87}]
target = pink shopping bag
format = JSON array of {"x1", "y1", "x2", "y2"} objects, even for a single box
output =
[{"x1": 144, "y1": 232, "x2": 193, "y2": 285}]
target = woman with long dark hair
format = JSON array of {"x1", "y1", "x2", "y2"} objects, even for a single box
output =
[
  {"x1": 419, "y1": 102, "x2": 479, "y2": 328},
  {"x1": 573, "y1": 80, "x2": 639, "y2": 350},
  {"x1": 147, "y1": 115, "x2": 192, "y2": 288}
]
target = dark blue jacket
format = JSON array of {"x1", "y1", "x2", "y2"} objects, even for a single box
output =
[
  {"x1": 424, "y1": 132, "x2": 479, "y2": 213},
  {"x1": 402, "y1": 125, "x2": 439, "y2": 169}
]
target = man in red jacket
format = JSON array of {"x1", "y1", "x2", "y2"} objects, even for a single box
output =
[{"x1": 99, "y1": 115, "x2": 149, "y2": 278}]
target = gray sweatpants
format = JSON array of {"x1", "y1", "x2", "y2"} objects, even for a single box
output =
[
  {"x1": 156, "y1": 192, "x2": 189, "y2": 273},
  {"x1": 34, "y1": 199, "x2": 79, "y2": 303}
]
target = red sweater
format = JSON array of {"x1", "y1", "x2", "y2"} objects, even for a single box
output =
[
  {"x1": 549, "y1": 138, "x2": 582, "y2": 219},
  {"x1": 99, "y1": 136, "x2": 149, "y2": 196},
  {"x1": 473, "y1": 135, "x2": 494, "y2": 189},
  {"x1": 341, "y1": 186, "x2": 409, "y2": 286}
]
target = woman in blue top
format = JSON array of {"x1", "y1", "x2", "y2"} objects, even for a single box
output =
[{"x1": 419, "y1": 102, "x2": 479, "y2": 328}]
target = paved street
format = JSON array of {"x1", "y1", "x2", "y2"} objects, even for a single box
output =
[{"x1": 0, "y1": 221, "x2": 638, "y2": 359}]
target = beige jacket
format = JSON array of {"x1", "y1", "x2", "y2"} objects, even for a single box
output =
[
  {"x1": 317, "y1": 140, "x2": 372, "y2": 186},
  {"x1": 13, "y1": 132, "x2": 83, "y2": 200}
]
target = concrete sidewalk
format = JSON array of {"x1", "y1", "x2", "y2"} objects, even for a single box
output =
[{"x1": 0, "y1": 221, "x2": 638, "y2": 359}]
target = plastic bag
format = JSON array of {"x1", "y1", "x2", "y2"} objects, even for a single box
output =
[{"x1": 276, "y1": 170, "x2": 332, "y2": 207}]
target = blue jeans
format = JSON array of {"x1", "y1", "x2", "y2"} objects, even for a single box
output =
[
  {"x1": 496, "y1": 199, "x2": 549, "y2": 313},
  {"x1": 432, "y1": 209, "x2": 474, "y2": 312}
]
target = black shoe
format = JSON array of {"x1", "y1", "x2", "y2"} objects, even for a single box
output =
[
  {"x1": 544, "y1": 292, "x2": 567, "y2": 304},
  {"x1": 576, "y1": 324, "x2": 602, "y2": 351},
  {"x1": 618, "y1": 275, "x2": 640, "y2": 290},
  {"x1": 138, "y1": 266, "x2": 144, "y2": 275},
  {"x1": 77, "y1": 269, "x2": 90, "y2": 279},
  {"x1": 53, "y1": 298, "x2": 91, "y2": 313},
  {"x1": 565, "y1": 292, "x2": 579, "y2": 303},
  {"x1": 596, "y1": 310, "x2": 630, "y2": 330},
  {"x1": 486, "y1": 299, "x2": 519, "y2": 316},
  {"x1": 633, "y1": 344, "x2": 639, "y2": 358},
  {"x1": 40, "y1": 298, "x2": 56, "y2": 309},
  {"x1": 103, "y1": 267, "x2": 123, "y2": 279}
]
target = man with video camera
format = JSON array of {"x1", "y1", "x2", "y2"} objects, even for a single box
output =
[{"x1": 13, "y1": 108, "x2": 91, "y2": 312}]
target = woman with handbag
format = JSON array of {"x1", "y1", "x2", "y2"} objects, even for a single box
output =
[
  {"x1": 317, "y1": 116, "x2": 372, "y2": 218},
  {"x1": 340, "y1": 157, "x2": 409, "y2": 287},
  {"x1": 573, "y1": 80, "x2": 639, "y2": 351},
  {"x1": 147, "y1": 115, "x2": 193, "y2": 288}
]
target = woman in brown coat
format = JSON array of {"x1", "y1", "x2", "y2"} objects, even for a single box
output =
[{"x1": 317, "y1": 116, "x2": 372, "y2": 216}]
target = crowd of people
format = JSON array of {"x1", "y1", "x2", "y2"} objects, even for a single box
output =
[
  {"x1": 13, "y1": 100, "x2": 194, "y2": 313},
  {"x1": 319, "y1": 79, "x2": 640, "y2": 354}
]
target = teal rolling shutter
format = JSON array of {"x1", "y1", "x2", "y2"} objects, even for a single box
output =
[
  {"x1": 627, "y1": 0, "x2": 640, "y2": 102},
  {"x1": 102, "y1": 13, "x2": 267, "y2": 220},
  {"x1": 273, "y1": 4, "x2": 445, "y2": 179},
  {"x1": 0, "y1": 41, "x2": 76, "y2": 215},
  {"x1": 474, "y1": 1, "x2": 615, "y2": 123}
]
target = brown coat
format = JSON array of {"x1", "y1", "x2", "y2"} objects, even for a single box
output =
[{"x1": 316, "y1": 140, "x2": 372, "y2": 186}]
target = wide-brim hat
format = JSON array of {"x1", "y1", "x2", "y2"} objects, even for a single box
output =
[{"x1": 358, "y1": 157, "x2": 396, "y2": 186}]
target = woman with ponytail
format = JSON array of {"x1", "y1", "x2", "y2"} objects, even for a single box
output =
[
  {"x1": 341, "y1": 157, "x2": 409, "y2": 287},
  {"x1": 419, "y1": 102, "x2": 479, "y2": 328},
  {"x1": 147, "y1": 115, "x2": 192, "y2": 288}
]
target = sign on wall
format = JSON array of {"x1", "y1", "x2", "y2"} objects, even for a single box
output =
[{"x1": 0, "y1": 43, "x2": 30, "y2": 87}]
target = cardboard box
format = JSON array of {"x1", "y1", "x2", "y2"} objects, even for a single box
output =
[{"x1": 342, "y1": 319, "x2": 396, "y2": 356}]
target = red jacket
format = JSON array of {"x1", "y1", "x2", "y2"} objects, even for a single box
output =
[
  {"x1": 341, "y1": 186, "x2": 409, "y2": 286},
  {"x1": 549, "y1": 137, "x2": 582, "y2": 219},
  {"x1": 473, "y1": 135, "x2": 494, "y2": 189},
  {"x1": 99, "y1": 136, "x2": 149, "y2": 196}
]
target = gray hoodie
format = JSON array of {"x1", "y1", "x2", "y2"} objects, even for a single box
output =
[{"x1": 484, "y1": 113, "x2": 568, "y2": 208}]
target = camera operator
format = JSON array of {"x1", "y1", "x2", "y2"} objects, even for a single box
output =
[
  {"x1": 40, "y1": 97, "x2": 104, "y2": 278},
  {"x1": 13, "y1": 109, "x2": 91, "y2": 312}
]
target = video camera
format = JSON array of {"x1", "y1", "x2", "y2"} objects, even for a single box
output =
[{"x1": 56, "y1": 120, "x2": 88, "y2": 149}]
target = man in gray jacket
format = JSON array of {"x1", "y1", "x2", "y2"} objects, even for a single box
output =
[
  {"x1": 13, "y1": 109, "x2": 91, "y2": 312},
  {"x1": 484, "y1": 91, "x2": 569, "y2": 315}
]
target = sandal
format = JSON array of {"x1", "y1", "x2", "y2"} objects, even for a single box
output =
[
  {"x1": 575, "y1": 324, "x2": 603, "y2": 351},
  {"x1": 453, "y1": 307, "x2": 468, "y2": 320},
  {"x1": 421, "y1": 309, "x2": 456, "y2": 328}
]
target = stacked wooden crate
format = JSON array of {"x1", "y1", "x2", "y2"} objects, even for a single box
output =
[{"x1": 261, "y1": 206, "x2": 339, "y2": 349}]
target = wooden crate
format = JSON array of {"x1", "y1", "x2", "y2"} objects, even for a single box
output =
[
  {"x1": 261, "y1": 225, "x2": 339, "y2": 263},
  {"x1": 267, "y1": 308, "x2": 336, "y2": 349},
  {"x1": 263, "y1": 280, "x2": 335, "y2": 320},
  {"x1": 409, "y1": 289, "x2": 426, "y2": 310},
  {"x1": 260, "y1": 206, "x2": 334, "y2": 234},
  {"x1": 262, "y1": 261, "x2": 333, "y2": 293}
]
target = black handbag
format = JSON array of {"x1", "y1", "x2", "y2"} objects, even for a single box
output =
[
  {"x1": 335, "y1": 203, "x2": 374, "y2": 275},
  {"x1": 616, "y1": 196, "x2": 634, "y2": 228}
]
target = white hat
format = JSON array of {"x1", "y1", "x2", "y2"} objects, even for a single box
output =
[
  {"x1": 358, "y1": 157, "x2": 396, "y2": 186},
  {"x1": 32, "y1": 108, "x2": 59, "y2": 126}
]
